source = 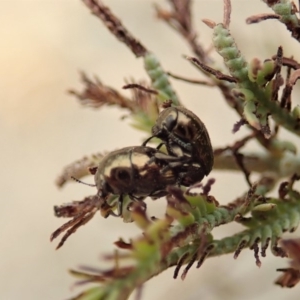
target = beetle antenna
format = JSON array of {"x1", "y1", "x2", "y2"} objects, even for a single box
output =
[
  {"x1": 71, "y1": 176, "x2": 96, "y2": 187},
  {"x1": 142, "y1": 135, "x2": 155, "y2": 146}
]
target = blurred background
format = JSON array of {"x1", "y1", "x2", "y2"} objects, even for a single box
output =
[{"x1": 1, "y1": 0, "x2": 300, "y2": 299}]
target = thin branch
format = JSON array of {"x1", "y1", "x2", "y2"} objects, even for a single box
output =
[
  {"x1": 154, "y1": 0, "x2": 209, "y2": 62},
  {"x1": 167, "y1": 71, "x2": 214, "y2": 85},
  {"x1": 123, "y1": 84, "x2": 158, "y2": 95},
  {"x1": 186, "y1": 56, "x2": 237, "y2": 83},
  {"x1": 55, "y1": 151, "x2": 104, "y2": 188},
  {"x1": 273, "y1": 56, "x2": 300, "y2": 70},
  {"x1": 281, "y1": 69, "x2": 300, "y2": 113},
  {"x1": 69, "y1": 72, "x2": 136, "y2": 111},
  {"x1": 223, "y1": 0, "x2": 232, "y2": 28},
  {"x1": 213, "y1": 151, "x2": 300, "y2": 178},
  {"x1": 82, "y1": 0, "x2": 147, "y2": 57},
  {"x1": 246, "y1": 13, "x2": 280, "y2": 24}
]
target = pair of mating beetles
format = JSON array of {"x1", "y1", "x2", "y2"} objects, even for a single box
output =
[{"x1": 93, "y1": 105, "x2": 214, "y2": 216}]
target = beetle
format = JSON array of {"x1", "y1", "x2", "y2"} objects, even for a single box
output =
[
  {"x1": 143, "y1": 106, "x2": 214, "y2": 186},
  {"x1": 94, "y1": 145, "x2": 181, "y2": 216},
  {"x1": 51, "y1": 145, "x2": 181, "y2": 249}
]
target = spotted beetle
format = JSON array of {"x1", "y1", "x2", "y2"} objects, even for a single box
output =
[
  {"x1": 94, "y1": 145, "x2": 180, "y2": 215},
  {"x1": 51, "y1": 145, "x2": 181, "y2": 248},
  {"x1": 143, "y1": 106, "x2": 214, "y2": 186}
]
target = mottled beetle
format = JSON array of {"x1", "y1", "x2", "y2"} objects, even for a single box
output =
[
  {"x1": 94, "y1": 145, "x2": 181, "y2": 215},
  {"x1": 51, "y1": 145, "x2": 181, "y2": 248},
  {"x1": 143, "y1": 106, "x2": 214, "y2": 186}
]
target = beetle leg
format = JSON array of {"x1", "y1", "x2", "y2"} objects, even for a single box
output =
[
  {"x1": 104, "y1": 195, "x2": 124, "y2": 217},
  {"x1": 149, "y1": 189, "x2": 168, "y2": 199},
  {"x1": 129, "y1": 194, "x2": 145, "y2": 201},
  {"x1": 153, "y1": 152, "x2": 192, "y2": 184},
  {"x1": 154, "y1": 152, "x2": 184, "y2": 162},
  {"x1": 161, "y1": 163, "x2": 188, "y2": 186},
  {"x1": 143, "y1": 148, "x2": 176, "y2": 168},
  {"x1": 116, "y1": 194, "x2": 124, "y2": 217},
  {"x1": 156, "y1": 142, "x2": 166, "y2": 150},
  {"x1": 128, "y1": 194, "x2": 147, "y2": 211},
  {"x1": 161, "y1": 161, "x2": 185, "y2": 172},
  {"x1": 142, "y1": 136, "x2": 166, "y2": 150},
  {"x1": 161, "y1": 123, "x2": 193, "y2": 152},
  {"x1": 168, "y1": 133, "x2": 193, "y2": 152},
  {"x1": 142, "y1": 135, "x2": 155, "y2": 146},
  {"x1": 105, "y1": 210, "x2": 119, "y2": 217}
]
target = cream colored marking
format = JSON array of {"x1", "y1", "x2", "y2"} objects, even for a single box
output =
[
  {"x1": 134, "y1": 153, "x2": 156, "y2": 176},
  {"x1": 131, "y1": 152, "x2": 151, "y2": 167},
  {"x1": 168, "y1": 110, "x2": 177, "y2": 120},
  {"x1": 139, "y1": 170, "x2": 148, "y2": 176},
  {"x1": 103, "y1": 154, "x2": 131, "y2": 176},
  {"x1": 177, "y1": 112, "x2": 191, "y2": 125},
  {"x1": 95, "y1": 174, "x2": 104, "y2": 189},
  {"x1": 192, "y1": 163, "x2": 201, "y2": 167},
  {"x1": 164, "y1": 169, "x2": 174, "y2": 179}
]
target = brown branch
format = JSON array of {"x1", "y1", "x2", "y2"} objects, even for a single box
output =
[
  {"x1": 55, "y1": 150, "x2": 105, "y2": 188},
  {"x1": 154, "y1": 0, "x2": 209, "y2": 63},
  {"x1": 167, "y1": 71, "x2": 214, "y2": 85},
  {"x1": 82, "y1": 0, "x2": 147, "y2": 57},
  {"x1": 223, "y1": 0, "x2": 232, "y2": 28},
  {"x1": 281, "y1": 69, "x2": 300, "y2": 112},
  {"x1": 232, "y1": 118, "x2": 247, "y2": 133},
  {"x1": 275, "y1": 238, "x2": 300, "y2": 287},
  {"x1": 273, "y1": 56, "x2": 300, "y2": 70},
  {"x1": 186, "y1": 56, "x2": 237, "y2": 83},
  {"x1": 69, "y1": 72, "x2": 136, "y2": 111},
  {"x1": 216, "y1": 133, "x2": 256, "y2": 186},
  {"x1": 246, "y1": 13, "x2": 280, "y2": 24},
  {"x1": 271, "y1": 46, "x2": 284, "y2": 103},
  {"x1": 123, "y1": 84, "x2": 158, "y2": 95}
]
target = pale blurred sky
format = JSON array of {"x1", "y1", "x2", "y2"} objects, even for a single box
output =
[{"x1": 1, "y1": 1, "x2": 300, "y2": 299}]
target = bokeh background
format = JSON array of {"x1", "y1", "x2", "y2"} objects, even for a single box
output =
[{"x1": 1, "y1": 1, "x2": 300, "y2": 299}]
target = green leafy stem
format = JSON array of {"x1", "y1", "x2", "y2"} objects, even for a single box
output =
[{"x1": 70, "y1": 185, "x2": 300, "y2": 300}]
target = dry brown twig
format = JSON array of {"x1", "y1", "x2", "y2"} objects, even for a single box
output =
[
  {"x1": 167, "y1": 71, "x2": 214, "y2": 86},
  {"x1": 51, "y1": 196, "x2": 100, "y2": 249},
  {"x1": 280, "y1": 69, "x2": 300, "y2": 112},
  {"x1": 276, "y1": 239, "x2": 300, "y2": 287},
  {"x1": 223, "y1": 0, "x2": 231, "y2": 28},
  {"x1": 82, "y1": 0, "x2": 147, "y2": 57},
  {"x1": 214, "y1": 133, "x2": 257, "y2": 186},
  {"x1": 55, "y1": 151, "x2": 104, "y2": 188},
  {"x1": 186, "y1": 56, "x2": 238, "y2": 83},
  {"x1": 123, "y1": 84, "x2": 158, "y2": 95},
  {"x1": 69, "y1": 72, "x2": 136, "y2": 111},
  {"x1": 154, "y1": 0, "x2": 208, "y2": 62},
  {"x1": 246, "y1": 13, "x2": 281, "y2": 24}
]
